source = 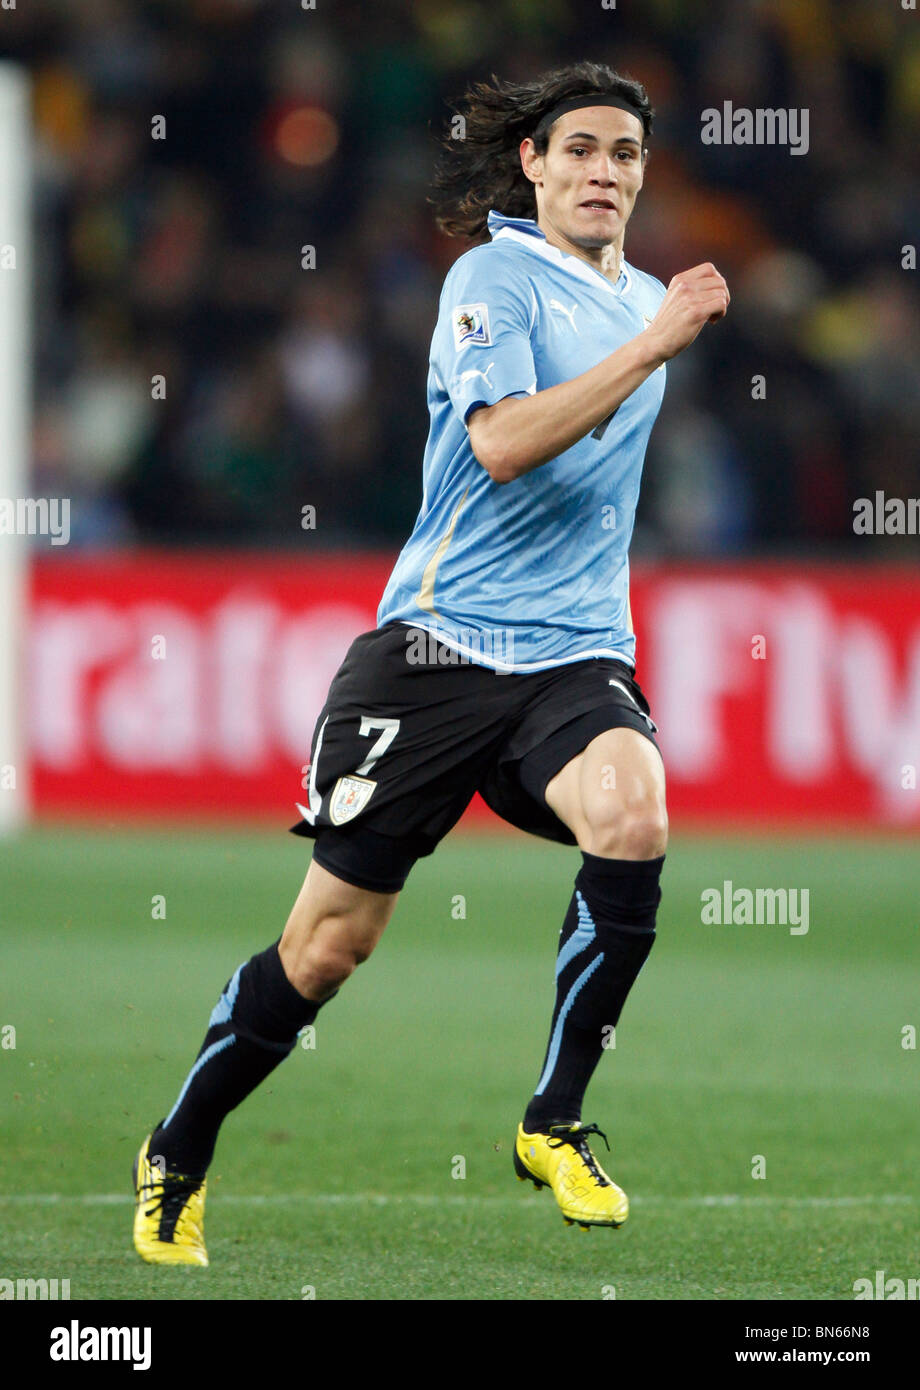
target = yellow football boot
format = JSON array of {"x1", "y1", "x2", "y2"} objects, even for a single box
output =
[
  {"x1": 514, "y1": 1121, "x2": 629, "y2": 1230},
  {"x1": 132, "y1": 1133, "x2": 208, "y2": 1266}
]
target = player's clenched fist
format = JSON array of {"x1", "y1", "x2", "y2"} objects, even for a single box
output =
[{"x1": 642, "y1": 263, "x2": 730, "y2": 363}]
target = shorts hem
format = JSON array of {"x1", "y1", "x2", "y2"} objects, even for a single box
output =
[
  {"x1": 528, "y1": 707, "x2": 660, "y2": 806},
  {"x1": 311, "y1": 823, "x2": 436, "y2": 894},
  {"x1": 310, "y1": 845, "x2": 406, "y2": 894}
]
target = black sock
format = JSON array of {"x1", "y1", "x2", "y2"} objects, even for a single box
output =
[
  {"x1": 523, "y1": 853, "x2": 663, "y2": 1134},
  {"x1": 149, "y1": 940, "x2": 328, "y2": 1175}
]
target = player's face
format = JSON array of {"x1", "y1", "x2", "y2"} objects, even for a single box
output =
[{"x1": 523, "y1": 106, "x2": 646, "y2": 254}]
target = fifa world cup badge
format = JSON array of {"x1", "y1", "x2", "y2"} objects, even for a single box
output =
[{"x1": 452, "y1": 303, "x2": 492, "y2": 350}]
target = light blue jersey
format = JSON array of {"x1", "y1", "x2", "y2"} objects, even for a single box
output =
[{"x1": 376, "y1": 209, "x2": 667, "y2": 671}]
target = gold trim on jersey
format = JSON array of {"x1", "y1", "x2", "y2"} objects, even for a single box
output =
[{"x1": 415, "y1": 486, "x2": 470, "y2": 618}]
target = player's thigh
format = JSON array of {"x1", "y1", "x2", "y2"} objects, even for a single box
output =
[
  {"x1": 279, "y1": 856, "x2": 399, "y2": 983},
  {"x1": 544, "y1": 726, "x2": 667, "y2": 858}
]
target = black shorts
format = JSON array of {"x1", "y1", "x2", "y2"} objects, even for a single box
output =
[{"x1": 290, "y1": 623, "x2": 659, "y2": 893}]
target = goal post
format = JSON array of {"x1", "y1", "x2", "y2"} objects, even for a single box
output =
[{"x1": 0, "y1": 62, "x2": 32, "y2": 834}]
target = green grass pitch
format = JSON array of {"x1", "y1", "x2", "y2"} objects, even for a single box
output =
[{"x1": 1, "y1": 825, "x2": 917, "y2": 1300}]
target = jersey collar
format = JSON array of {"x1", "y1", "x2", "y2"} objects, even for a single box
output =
[{"x1": 486, "y1": 209, "x2": 632, "y2": 297}]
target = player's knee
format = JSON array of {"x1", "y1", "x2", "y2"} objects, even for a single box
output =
[
  {"x1": 282, "y1": 945, "x2": 356, "y2": 999},
  {"x1": 583, "y1": 802, "x2": 668, "y2": 860},
  {"x1": 279, "y1": 927, "x2": 369, "y2": 999}
]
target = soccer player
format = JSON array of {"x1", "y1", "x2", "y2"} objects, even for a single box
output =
[{"x1": 133, "y1": 61, "x2": 729, "y2": 1264}]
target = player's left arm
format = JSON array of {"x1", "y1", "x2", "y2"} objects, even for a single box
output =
[{"x1": 469, "y1": 262, "x2": 729, "y2": 483}]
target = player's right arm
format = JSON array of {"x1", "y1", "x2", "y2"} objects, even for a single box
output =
[{"x1": 470, "y1": 262, "x2": 729, "y2": 484}]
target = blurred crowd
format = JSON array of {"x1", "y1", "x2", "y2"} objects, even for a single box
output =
[{"x1": 3, "y1": 0, "x2": 919, "y2": 555}]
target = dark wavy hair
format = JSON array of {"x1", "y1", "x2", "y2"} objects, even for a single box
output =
[{"x1": 429, "y1": 62, "x2": 653, "y2": 241}]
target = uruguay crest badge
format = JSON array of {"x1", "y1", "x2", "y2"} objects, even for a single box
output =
[{"x1": 329, "y1": 775, "x2": 377, "y2": 825}]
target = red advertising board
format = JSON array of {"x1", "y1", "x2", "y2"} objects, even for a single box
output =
[{"x1": 27, "y1": 552, "x2": 920, "y2": 830}]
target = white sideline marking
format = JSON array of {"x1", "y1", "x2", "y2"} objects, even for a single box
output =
[{"x1": 0, "y1": 1193, "x2": 915, "y2": 1208}]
